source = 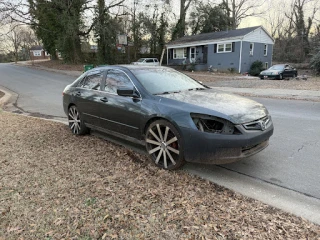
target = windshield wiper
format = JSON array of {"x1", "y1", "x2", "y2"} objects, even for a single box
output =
[
  {"x1": 154, "y1": 90, "x2": 181, "y2": 95},
  {"x1": 188, "y1": 87, "x2": 206, "y2": 91}
]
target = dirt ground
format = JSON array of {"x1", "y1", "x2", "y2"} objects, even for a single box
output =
[
  {"x1": 32, "y1": 60, "x2": 84, "y2": 72},
  {"x1": 1, "y1": 111, "x2": 319, "y2": 239},
  {"x1": 33, "y1": 60, "x2": 320, "y2": 91}
]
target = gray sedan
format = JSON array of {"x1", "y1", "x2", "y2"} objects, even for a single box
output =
[{"x1": 63, "y1": 65, "x2": 274, "y2": 170}]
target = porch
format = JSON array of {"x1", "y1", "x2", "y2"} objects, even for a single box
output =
[{"x1": 167, "y1": 46, "x2": 208, "y2": 71}]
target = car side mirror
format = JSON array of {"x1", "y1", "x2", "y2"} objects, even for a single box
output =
[{"x1": 117, "y1": 87, "x2": 140, "y2": 98}]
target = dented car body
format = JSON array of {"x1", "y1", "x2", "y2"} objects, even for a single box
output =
[{"x1": 63, "y1": 65, "x2": 274, "y2": 170}]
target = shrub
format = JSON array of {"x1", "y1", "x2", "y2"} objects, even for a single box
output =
[
  {"x1": 310, "y1": 50, "x2": 320, "y2": 75},
  {"x1": 249, "y1": 60, "x2": 264, "y2": 76},
  {"x1": 228, "y1": 67, "x2": 236, "y2": 73}
]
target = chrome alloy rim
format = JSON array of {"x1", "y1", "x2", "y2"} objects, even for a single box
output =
[
  {"x1": 146, "y1": 124, "x2": 180, "y2": 168},
  {"x1": 68, "y1": 106, "x2": 81, "y2": 134}
]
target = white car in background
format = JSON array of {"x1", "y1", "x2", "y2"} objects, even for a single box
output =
[{"x1": 132, "y1": 58, "x2": 160, "y2": 66}]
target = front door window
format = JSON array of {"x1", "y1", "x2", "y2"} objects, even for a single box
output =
[{"x1": 190, "y1": 47, "x2": 196, "y2": 62}]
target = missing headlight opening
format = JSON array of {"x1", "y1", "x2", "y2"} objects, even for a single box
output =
[{"x1": 191, "y1": 114, "x2": 235, "y2": 134}]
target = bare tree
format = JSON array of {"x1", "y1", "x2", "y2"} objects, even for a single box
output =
[
  {"x1": 171, "y1": 0, "x2": 193, "y2": 40},
  {"x1": 6, "y1": 25, "x2": 24, "y2": 63},
  {"x1": 222, "y1": 0, "x2": 267, "y2": 29}
]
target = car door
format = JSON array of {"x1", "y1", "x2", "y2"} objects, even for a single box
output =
[
  {"x1": 98, "y1": 69, "x2": 143, "y2": 139},
  {"x1": 74, "y1": 70, "x2": 104, "y2": 126},
  {"x1": 283, "y1": 65, "x2": 293, "y2": 78}
]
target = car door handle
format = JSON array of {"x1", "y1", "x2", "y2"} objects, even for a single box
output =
[{"x1": 100, "y1": 97, "x2": 108, "y2": 102}]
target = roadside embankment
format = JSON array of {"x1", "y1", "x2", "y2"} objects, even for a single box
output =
[{"x1": 1, "y1": 111, "x2": 319, "y2": 239}]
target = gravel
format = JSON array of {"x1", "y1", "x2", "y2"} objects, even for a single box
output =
[
  {"x1": 184, "y1": 72, "x2": 320, "y2": 90},
  {"x1": 1, "y1": 111, "x2": 320, "y2": 239},
  {"x1": 32, "y1": 60, "x2": 320, "y2": 91}
]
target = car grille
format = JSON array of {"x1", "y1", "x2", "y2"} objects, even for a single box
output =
[{"x1": 243, "y1": 116, "x2": 270, "y2": 131}]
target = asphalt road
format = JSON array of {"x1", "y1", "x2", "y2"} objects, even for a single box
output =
[
  {"x1": 0, "y1": 63, "x2": 75, "y2": 118},
  {"x1": 1, "y1": 63, "x2": 320, "y2": 212},
  {"x1": 219, "y1": 97, "x2": 320, "y2": 198}
]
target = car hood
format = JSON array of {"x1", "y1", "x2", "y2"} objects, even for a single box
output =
[{"x1": 158, "y1": 89, "x2": 268, "y2": 124}]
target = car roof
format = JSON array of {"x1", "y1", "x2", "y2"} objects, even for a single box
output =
[{"x1": 92, "y1": 64, "x2": 171, "y2": 72}]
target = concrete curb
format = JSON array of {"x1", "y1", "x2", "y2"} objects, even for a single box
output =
[
  {"x1": 184, "y1": 163, "x2": 320, "y2": 225},
  {"x1": 14, "y1": 62, "x2": 82, "y2": 77},
  {"x1": 0, "y1": 86, "x2": 17, "y2": 109}
]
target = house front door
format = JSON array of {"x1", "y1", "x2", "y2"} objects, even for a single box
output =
[
  {"x1": 190, "y1": 47, "x2": 196, "y2": 63},
  {"x1": 203, "y1": 46, "x2": 208, "y2": 64}
]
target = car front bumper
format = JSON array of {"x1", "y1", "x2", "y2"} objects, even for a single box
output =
[
  {"x1": 181, "y1": 123, "x2": 274, "y2": 164},
  {"x1": 259, "y1": 74, "x2": 280, "y2": 80}
]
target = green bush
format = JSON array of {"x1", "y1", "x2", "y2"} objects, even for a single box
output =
[
  {"x1": 249, "y1": 60, "x2": 264, "y2": 76},
  {"x1": 310, "y1": 50, "x2": 320, "y2": 75}
]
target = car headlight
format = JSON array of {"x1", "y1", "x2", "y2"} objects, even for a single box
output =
[{"x1": 190, "y1": 113, "x2": 241, "y2": 135}]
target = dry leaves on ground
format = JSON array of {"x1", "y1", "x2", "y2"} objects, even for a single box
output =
[
  {"x1": 34, "y1": 60, "x2": 84, "y2": 71},
  {"x1": 0, "y1": 111, "x2": 319, "y2": 239}
]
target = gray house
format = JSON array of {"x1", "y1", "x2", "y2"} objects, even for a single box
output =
[{"x1": 166, "y1": 26, "x2": 274, "y2": 73}]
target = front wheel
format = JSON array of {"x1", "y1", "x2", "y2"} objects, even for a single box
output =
[
  {"x1": 145, "y1": 120, "x2": 185, "y2": 170},
  {"x1": 68, "y1": 105, "x2": 89, "y2": 135}
]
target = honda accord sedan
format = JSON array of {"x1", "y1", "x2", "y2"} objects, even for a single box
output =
[
  {"x1": 259, "y1": 64, "x2": 298, "y2": 80},
  {"x1": 63, "y1": 65, "x2": 274, "y2": 170}
]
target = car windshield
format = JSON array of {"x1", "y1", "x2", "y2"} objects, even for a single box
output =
[
  {"x1": 131, "y1": 68, "x2": 206, "y2": 94},
  {"x1": 269, "y1": 65, "x2": 284, "y2": 70},
  {"x1": 137, "y1": 58, "x2": 145, "y2": 62}
]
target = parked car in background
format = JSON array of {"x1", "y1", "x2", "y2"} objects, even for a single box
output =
[
  {"x1": 63, "y1": 65, "x2": 274, "y2": 170},
  {"x1": 132, "y1": 58, "x2": 159, "y2": 66},
  {"x1": 259, "y1": 64, "x2": 298, "y2": 80}
]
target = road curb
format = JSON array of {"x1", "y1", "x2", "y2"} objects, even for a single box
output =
[
  {"x1": 184, "y1": 163, "x2": 320, "y2": 225},
  {"x1": 0, "y1": 86, "x2": 16, "y2": 108},
  {"x1": 13, "y1": 62, "x2": 82, "y2": 77}
]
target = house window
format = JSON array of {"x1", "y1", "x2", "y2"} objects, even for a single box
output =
[
  {"x1": 250, "y1": 43, "x2": 254, "y2": 56},
  {"x1": 265, "y1": 62, "x2": 268, "y2": 69},
  {"x1": 33, "y1": 50, "x2": 42, "y2": 56},
  {"x1": 173, "y1": 48, "x2": 186, "y2": 59},
  {"x1": 264, "y1": 44, "x2": 268, "y2": 56},
  {"x1": 217, "y1": 43, "x2": 232, "y2": 53}
]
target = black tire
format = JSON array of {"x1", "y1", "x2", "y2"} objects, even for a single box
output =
[
  {"x1": 68, "y1": 105, "x2": 89, "y2": 135},
  {"x1": 279, "y1": 74, "x2": 283, "y2": 80},
  {"x1": 293, "y1": 73, "x2": 297, "y2": 78},
  {"x1": 145, "y1": 120, "x2": 185, "y2": 170}
]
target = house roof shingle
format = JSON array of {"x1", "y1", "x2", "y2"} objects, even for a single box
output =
[
  {"x1": 167, "y1": 26, "x2": 261, "y2": 46},
  {"x1": 30, "y1": 45, "x2": 44, "y2": 51}
]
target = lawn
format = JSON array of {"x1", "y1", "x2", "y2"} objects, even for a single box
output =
[{"x1": 1, "y1": 111, "x2": 319, "y2": 239}]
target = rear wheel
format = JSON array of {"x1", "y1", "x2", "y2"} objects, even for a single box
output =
[
  {"x1": 145, "y1": 120, "x2": 185, "y2": 170},
  {"x1": 68, "y1": 105, "x2": 89, "y2": 135},
  {"x1": 279, "y1": 74, "x2": 283, "y2": 80}
]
